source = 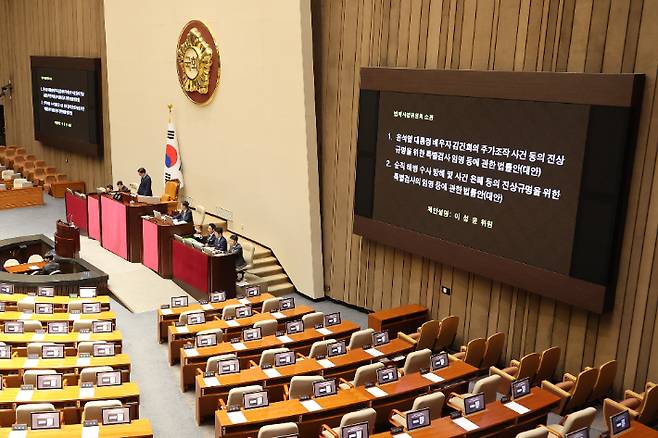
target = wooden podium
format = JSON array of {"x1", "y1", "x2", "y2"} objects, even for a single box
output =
[
  {"x1": 142, "y1": 217, "x2": 195, "y2": 278},
  {"x1": 54, "y1": 220, "x2": 80, "y2": 258}
]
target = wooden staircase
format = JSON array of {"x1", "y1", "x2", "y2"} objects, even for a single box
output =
[{"x1": 225, "y1": 231, "x2": 295, "y2": 296}]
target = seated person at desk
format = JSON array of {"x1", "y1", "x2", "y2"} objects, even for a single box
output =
[
  {"x1": 137, "y1": 167, "x2": 152, "y2": 196},
  {"x1": 116, "y1": 180, "x2": 131, "y2": 193},
  {"x1": 201, "y1": 224, "x2": 218, "y2": 246},
  {"x1": 174, "y1": 201, "x2": 193, "y2": 223},
  {"x1": 41, "y1": 250, "x2": 61, "y2": 275},
  {"x1": 214, "y1": 227, "x2": 228, "y2": 253},
  {"x1": 229, "y1": 235, "x2": 246, "y2": 269},
  {"x1": 104, "y1": 184, "x2": 114, "y2": 192}
]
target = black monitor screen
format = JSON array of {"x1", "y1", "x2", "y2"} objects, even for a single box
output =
[
  {"x1": 406, "y1": 407, "x2": 431, "y2": 431},
  {"x1": 610, "y1": 411, "x2": 631, "y2": 435},
  {"x1": 566, "y1": 428, "x2": 590, "y2": 438},
  {"x1": 30, "y1": 56, "x2": 102, "y2": 157}
]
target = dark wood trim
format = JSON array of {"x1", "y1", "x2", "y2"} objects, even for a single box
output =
[{"x1": 360, "y1": 68, "x2": 642, "y2": 107}]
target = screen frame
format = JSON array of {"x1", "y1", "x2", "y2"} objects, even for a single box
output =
[
  {"x1": 30, "y1": 56, "x2": 103, "y2": 157},
  {"x1": 353, "y1": 68, "x2": 644, "y2": 314}
]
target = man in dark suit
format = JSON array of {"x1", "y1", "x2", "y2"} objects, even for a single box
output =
[
  {"x1": 137, "y1": 167, "x2": 152, "y2": 196},
  {"x1": 214, "y1": 227, "x2": 228, "y2": 253},
  {"x1": 174, "y1": 201, "x2": 193, "y2": 223},
  {"x1": 41, "y1": 250, "x2": 61, "y2": 275},
  {"x1": 204, "y1": 224, "x2": 218, "y2": 247},
  {"x1": 229, "y1": 234, "x2": 247, "y2": 269},
  {"x1": 116, "y1": 181, "x2": 131, "y2": 193}
]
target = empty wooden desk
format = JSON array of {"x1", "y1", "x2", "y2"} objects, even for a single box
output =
[
  {"x1": 181, "y1": 320, "x2": 360, "y2": 390},
  {"x1": 214, "y1": 361, "x2": 478, "y2": 437},
  {"x1": 0, "y1": 310, "x2": 116, "y2": 324},
  {"x1": 157, "y1": 293, "x2": 273, "y2": 343},
  {"x1": 0, "y1": 331, "x2": 123, "y2": 349},
  {"x1": 195, "y1": 336, "x2": 414, "y2": 423},
  {"x1": 0, "y1": 293, "x2": 111, "y2": 312},
  {"x1": 3, "y1": 262, "x2": 46, "y2": 274},
  {"x1": 368, "y1": 304, "x2": 429, "y2": 336},
  {"x1": 0, "y1": 419, "x2": 153, "y2": 437},
  {"x1": 167, "y1": 305, "x2": 315, "y2": 364}
]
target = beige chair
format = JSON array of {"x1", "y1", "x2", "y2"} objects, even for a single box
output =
[
  {"x1": 27, "y1": 342, "x2": 55, "y2": 357},
  {"x1": 588, "y1": 360, "x2": 617, "y2": 402},
  {"x1": 448, "y1": 374, "x2": 502, "y2": 412},
  {"x1": 479, "y1": 332, "x2": 506, "y2": 369},
  {"x1": 258, "y1": 422, "x2": 299, "y2": 438},
  {"x1": 253, "y1": 320, "x2": 277, "y2": 337},
  {"x1": 82, "y1": 400, "x2": 122, "y2": 422},
  {"x1": 22, "y1": 320, "x2": 43, "y2": 333},
  {"x1": 0, "y1": 184, "x2": 5, "y2": 190},
  {"x1": 206, "y1": 354, "x2": 238, "y2": 374},
  {"x1": 179, "y1": 310, "x2": 203, "y2": 325},
  {"x1": 27, "y1": 254, "x2": 44, "y2": 263},
  {"x1": 338, "y1": 362, "x2": 384, "y2": 390},
  {"x1": 541, "y1": 367, "x2": 598, "y2": 414},
  {"x1": 453, "y1": 337, "x2": 486, "y2": 367},
  {"x1": 240, "y1": 244, "x2": 256, "y2": 275},
  {"x1": 3, "y1": 259, "x2": 19, "y2": 269},
  {"x1": 222, "y1": 385, "x2": 263, "y2": 409},
  {"x1": 261, "y1": 298, "x2": 281, "y2": 314},
  {"x1": 198, "y1": 328, "x2": 224, "y2": 344},
  {"x1": 490, "y1": 352, "x2": 541, "y2": 394},
  {"x1": 401, "y1": 348, "x2": 432, "y2": 375},
  {"x1": 23, "y1": 370, "x2": 58, "y2": 386},
  {"x1": 194, "y1": 205, "x2": 206, "y2": 225},
  {"x1": 73, "y1": 320, "x2": 94, "y2": 332},
  {"x1": 80, "y1": 366, "x2": 113, "y2": 385},
  {"x1": 603, "y1": 381, "x2": 658, "y2": 425},
  {"x1": 1, "y1": 170, "x2": 14, "y2": 181},
  {"x1": 389, "y1": 391, "x2": 445, "y2": 428},
  {"x1": 221, "y1": 304, "x2": 240, "y2": 320},
  {"x1": 258, "y1": 348, "x2": 289, "y2": 368},
  {"x1": 398, "y1": 319, "x2": 440, "y2": 351},
  {"x1": 309, "y1": 339, "x2": 336, "y2": 359},
  {"x1": 283, "y1": 375, "x2": 324, "y2": 400},
  {"x1": 534, "y1": 346, "x2": 561, "y2": 384},
  {"x1": 78, "y1": 342, "x2": 106, "y2": 355},
  {"x1": 302, "y1": 311, "x2": 324, "y2": 328},
  {"x1": 321, "y1": 408, "x2": 377, "y2": 438},
  {"x1": 15, "y1": 403, "x2": 57, "y2": 425},
  {"x1": 515, "y1": 428, "x2": 549, "y2": 438},
  {"x1": 542, "y1": 406, "x2": 596, "y2": 438},
  {"x1": 348, "y1": 328, "x2": 375, "y2": 350}
]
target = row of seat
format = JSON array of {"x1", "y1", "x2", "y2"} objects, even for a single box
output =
[{"x1": 0, "y1": 145, "x2": 70, "y2": 193}]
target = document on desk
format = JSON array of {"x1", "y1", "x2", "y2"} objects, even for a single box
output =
[
  {"x1": 76, "y1": 357, "x2": 91, "y2": 367},
  {"x1": 79, "y1": 386, "x2": 95, "y2": 399},
  {"x1": 232, "y1": 342, "x2": 247, "y2": 351},
  {"x1": 77, "y1": 333, "x2": 90, "y2": 341},
  {"x1": 201, "y1": 304, "x2": 214, "y2": 311},
  {"x1": 392, "y1": 434, "x2": 412, "y2": 438},
  {"x1": 23, "y1": 359, "x2": 39, "y2": 368},
  {"x1": 69, "y1": 313, "x2": 81, "y2": 321},
  {"x1": 263, "y1": 368, "x2": 282, "y2": 378},
  {"x1": 316, "y1": 327, "x2": 333, "y2": 336},
  {"x1": 81, "y1": 425, "x2": 100, "y2": 438},
  {"x1": 364, "y1": 348, "x2": 384, "y2": 357},
  {"x1": 365, "y1": 386, "x2": 388, "y2": 398},
  {"x1": 203, "y1": 376, "x2": 220, "y2": 387},
  {"x1": 504, "y1": 401, "x2": 530, "y2": 414},
  {"x1": 227, "y1": 411, "x2": 247, "y2": 424},
  {"x1": 15, "y1": 389, "x2": 34, "y2": 402},
  {"x1": 317, "y1": 359, "x2": 335, "y2": 369},
  {"x1": 421, "y1": 372, "x2": 445, "y2": 383},
  {"x1": 176, "y1": 326, "x2": 190, "y2": 333},
  {"x1": 452, "y1": 417, "x2": 479, "y2": 431},
  {"x1": 225, "y1": 320, "x2": 240, "y2": 327},
  {"x1": 19, "y1": 296, "x2": 35, "y2": 304},
  {"x1": 161, "y1": 308, "x2": 173, "y2": 315},
  {"x1": 301, "y1": 399, "x2": 322, "y2": 412},
  {"x1": 271, "y1": 312, "x2": 286, "y2": 319},
  {"x1": 276, "y1": 335, "x2": 293, "y2": 344},
  {"x1": 31, "y1": 332, "x2": 45, "y2": 341},
  {"x1": 8, "y1": 430, "x2": 27, "y2": 438},
  {"x1": 185, "y1": 348, "x2": 199, "y2": 357},
  {"x1": 19, "y1": 313, "x2": 32, "y2": 320},
  {"x1": 238, "y1": 298, "x2": 251, "y2": 305}
]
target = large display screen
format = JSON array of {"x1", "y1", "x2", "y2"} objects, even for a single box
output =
[
  {"x1": 354, "y1": 68, "x2": 643, "y2": 313},
  {"x1": 30, "y1": 56, "x2": 103, "y2": 157}
]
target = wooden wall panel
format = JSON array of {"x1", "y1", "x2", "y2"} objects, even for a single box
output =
[
  {"x1": 312, "y1": 0, "x2": 658, "y2": 396},
  {"x1": 0, "y1": 0, "x2": 111, "y2": 190}
]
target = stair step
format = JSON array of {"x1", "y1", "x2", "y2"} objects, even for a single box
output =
[
  {"x1": 261, "y1": 273, "x2": 289, "y2": 286},
  {"x1": 268, "y1": 282, "x2": 295, "y2": 296},
  {"x1": 248, "y1": 265, "x2": 283, "y2": 276},
  {"x1": 253, "y1": 256, "x2": 277, "y2": 267}
]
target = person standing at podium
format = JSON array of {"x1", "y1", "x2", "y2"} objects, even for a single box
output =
[
  {"x1": 137, "y1": 167, "x2": 152, "y2": 196},
  {"x1": 174, "y1": 201, "x2": 193, "y2": 223}
]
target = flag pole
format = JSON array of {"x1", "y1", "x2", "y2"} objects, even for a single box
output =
[{"x1": 168, "y1": 104, "x2": 173, "y2": 123}]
